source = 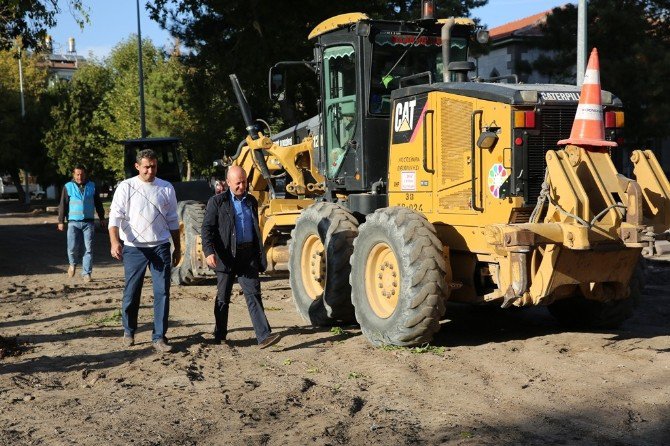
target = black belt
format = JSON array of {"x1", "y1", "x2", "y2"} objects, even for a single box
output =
[{"x1": 237, "y1": 242, "x2": 254, "y2": 250}]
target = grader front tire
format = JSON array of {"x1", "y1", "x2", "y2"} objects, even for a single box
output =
[
  {"x1": 288, "y1": 202, "x2": 359, "y2": 325},
  {"x1": 350, "y1": 207, "x2": 449, "y2": 346}
]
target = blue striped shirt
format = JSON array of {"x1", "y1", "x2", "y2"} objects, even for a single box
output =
[{"x1": 230, "y1": 190, "x2": 254, "y2": 245}]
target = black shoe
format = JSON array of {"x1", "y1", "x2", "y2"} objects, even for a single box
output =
[{"x1": 259, "y1": 333, "x2": 280, "y2": 349}]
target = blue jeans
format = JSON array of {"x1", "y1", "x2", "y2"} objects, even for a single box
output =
[
  {"x1": 67, "y1": 221, "x2": 95, "y2": 275},
  {"x1": 121, "y1": 243, "x2": 171, "y2": 342}
]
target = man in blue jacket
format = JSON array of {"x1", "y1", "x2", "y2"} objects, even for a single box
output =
[{"x1": 57, "y1": 164, "x2": 106, "y2": 282}]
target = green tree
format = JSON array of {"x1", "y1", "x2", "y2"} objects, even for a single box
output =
[
  {"x1": 146, "y1": 53, "x2": 200, "y2": 172},
  {"x1": 533, "y1": 1, "x2": 670, "y2": 146},
  {"x1": 0, "y1": 48, "x2": 51, "y2": 200},
  {"x1": 97, "y1": 36, "x2": 165, "y2": 178},
  {"x1": 0, "y1": 1, "x2": 88, "y2": 50},
  {"x1": 146, "y1": 0, "x2": 488, "y2": 164},
  {"x1": 43, "y1": 62, "x2": 113, "y2": 180},
  {"x1": 84, "y1": 37, "x2": 200, "y2": 180}
]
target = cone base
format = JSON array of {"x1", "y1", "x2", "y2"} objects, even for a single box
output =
[{"x1": 558, "y1": 137, "x2": 618, "y2": 148}]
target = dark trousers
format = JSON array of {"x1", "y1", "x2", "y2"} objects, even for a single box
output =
[
  {"x1": 214, "y1": 246, "x2": 271, "y2": 344},
  {"x1": 121, "y1": 243, "x2": 171, "y2": 342}
]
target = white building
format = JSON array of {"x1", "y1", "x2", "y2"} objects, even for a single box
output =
[{"x1": 476, "y1": 10, "x2": 557, "y2": 84}]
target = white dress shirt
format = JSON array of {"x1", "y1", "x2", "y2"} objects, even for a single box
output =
[{"x1": 108, "y1": 176, "x2": 179, "y2": 247}]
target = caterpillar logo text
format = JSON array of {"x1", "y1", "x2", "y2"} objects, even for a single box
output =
[
  {"x1": 392, "y1": 94, "x2": 427, "y2": 145},
  {"x1": 394, "y1": 99, "x2": 417, "y2": 132}
]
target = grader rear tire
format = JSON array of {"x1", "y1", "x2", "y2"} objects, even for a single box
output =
[
  {"x1": 171, "y1": 201, "x2": 206, "y2": 285},
  {"x1": 350, "y1": 207, "x2": 449, "y2": 346},
  {"x1": 288, "y1": 202, "x2": 359, "y2": 325}
]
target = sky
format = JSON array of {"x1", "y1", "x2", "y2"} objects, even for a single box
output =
[{"x1": 49, "y1": 0, "x2": 571, "y2": 60}]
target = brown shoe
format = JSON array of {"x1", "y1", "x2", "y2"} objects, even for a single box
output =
[
  {"x1": 83, "y1": 274, "x2": 92, "y2": 283},
  {"x1": 153, "y1": 338, "x2": 173, "y2": 353},
  {"x1": 67, "y1": 265, "x2": 76, "y2": 278},
  {"x1": 123, "y1": 333, "x2": 134, "y2": 347},
  {"x1": 259, "y1": 333, "x2": 280, "y2": 349}
]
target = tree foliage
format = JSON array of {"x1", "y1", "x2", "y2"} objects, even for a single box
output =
[
  {"x1": 98, "y1": 37, "x2": 198, "y2": 179},
  {"x1": 0, "y1": 1, "x2": 88, "y2": 50},
  {"x1": 533, "y1": 0, "x2": 670, "y2": 145},
  {"x1": 146, "y1": 0, "x2": 488, "y2": 163},
  {"x1": 0, "y1": 48, "x2": 56, "y2": 197},
  {"x1": 43, "y1": 63, "x2": 113, "y2": 180},
  {"x1": 20, "y1": 1, "x2": 492, "y2": 189},
  {"x1": 44, "y1": 37, "x2": 199, "y2": 181}
]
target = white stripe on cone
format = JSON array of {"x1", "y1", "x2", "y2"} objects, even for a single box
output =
[
  {"x1": 583, "y1": 68, "x2": 600, "y2": 85},
  {"x1": 574, "y1": 104, "x2": 603, "y2": 121}
]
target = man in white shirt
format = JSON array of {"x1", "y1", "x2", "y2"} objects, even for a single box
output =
[{"x1": 108, "y1": 149, "x2": 181, "y2": 353}]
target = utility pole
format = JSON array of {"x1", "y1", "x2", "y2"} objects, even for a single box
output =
[
  {"x1": 136, "y1": 0, "x2": 147, "y2": 138},
  {"x1": 17, "y1": 42, "x2": 31, "y2": 205},
  {"x1": 577, "y1": 0, "x2": 587, "y2": 86}
]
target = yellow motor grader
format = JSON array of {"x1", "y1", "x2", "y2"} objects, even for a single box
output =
[{"x1": 174, "y1": 7, "x2": 670, "y2": 346}]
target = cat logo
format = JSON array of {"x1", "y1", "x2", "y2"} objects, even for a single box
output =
[
  {"x1": 394, "y1": 99, "x2": 417, "y2": 132},
  {"x1": 391, "y1": 94, "x2": 427, "y2": 145}
]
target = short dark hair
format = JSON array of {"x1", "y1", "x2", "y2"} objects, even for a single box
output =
[
  {"x1": 136, "y1": 149, "x2": 158, "y2": 164},
  {"x1": 73, "y1": 164, "x2": 87, "y2": 172}
]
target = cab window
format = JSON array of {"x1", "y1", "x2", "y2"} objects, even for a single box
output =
[
  {"x1": 323, "y1": 45, "x2": 357, "y2": 178},
  {"x1": 369, "y1": 33, "x2": 468, "y2": 115}
]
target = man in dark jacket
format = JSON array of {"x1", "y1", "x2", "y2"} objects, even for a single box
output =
[{"x1": 201, "y1": 165, "x2": 280, "y2": 349}]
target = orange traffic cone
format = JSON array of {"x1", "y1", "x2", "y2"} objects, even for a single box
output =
[{"x1": 558, "y1": 48, "x2": 617, "y2": 147}]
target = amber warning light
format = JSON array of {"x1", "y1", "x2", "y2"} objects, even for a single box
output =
[{"x1": 421, "y1": 0, "x2": 435, "y2": 20}]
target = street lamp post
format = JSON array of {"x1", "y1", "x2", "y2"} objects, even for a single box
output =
[
  {"x1": 17, "y1": 43, "x2": 31, "y2": 205},
  {"x1": 136, "y1": 0, "x2": 147, "y2": 138},
  {"x1": 577, "y1": 0, "x2": 588, "y2": 86}
]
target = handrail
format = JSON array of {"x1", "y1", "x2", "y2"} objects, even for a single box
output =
[
  {"x1": 423, "y1": 110, "x2": 435, "y2": 173},
  {"x1": 400, "y1": 71, "x2": 433, "y2": 88},
  {"x1": 471, "y1": 110, "x2": 484, "y2": 212}
]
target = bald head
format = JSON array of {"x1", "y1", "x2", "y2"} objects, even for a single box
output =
[{"x1": 226, "y1": 166, "x2": 248, "y2": 198}]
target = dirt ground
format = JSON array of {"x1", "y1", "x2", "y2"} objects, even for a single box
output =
[{"x1": 1, "y1": 203, "x2": 669, "y2": 446}]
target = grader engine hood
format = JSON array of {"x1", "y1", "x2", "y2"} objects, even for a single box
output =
[{"x1": 271, "y1": 115, "x2": 320, "y2": 150}]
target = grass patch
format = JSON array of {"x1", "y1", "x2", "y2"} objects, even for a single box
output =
[
  {"x1": 86, "y1": 309, "x2": 122, "y2": 326},
  {"x1": 265, "y1": 306, "x2": 282, "y2": 311},
  {"x1": 283, "y1": 358, "x2": 293, "y2": 366},
  {"x1": 408, "y1": 344, "x2": 446, "y2": 355},
  {"x1": 56, "y1": 310, "x2": 122, "y2": 334},
  {"x1": 330, "y1": 326, "x2": 345, "y2": 335},
  {"x1": 379, "y1": 344, "x2": 404, "y2": 352},
  {"x1": 347, "y1": 371, "x2": 366, "y2": 379},
  {"x1": 378, "y1": 343, "x2": 446, "y2": 356}
]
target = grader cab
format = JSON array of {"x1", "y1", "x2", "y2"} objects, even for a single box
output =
[{"x1": 176, "y1": 5, "x2": 670, "y2": 346}]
